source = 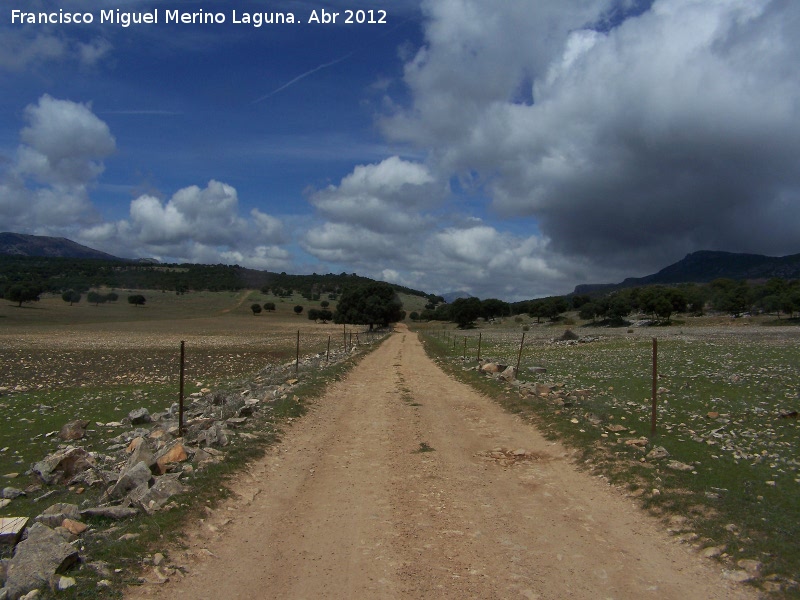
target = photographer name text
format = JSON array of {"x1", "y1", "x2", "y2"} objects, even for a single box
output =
[{"x1": 10, "y1": 7, "x2": 388, "y2": 27}]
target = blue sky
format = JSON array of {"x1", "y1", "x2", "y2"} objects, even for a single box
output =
[{"x1": 2, "y1": 0, "x2": 799, "y2": 300}]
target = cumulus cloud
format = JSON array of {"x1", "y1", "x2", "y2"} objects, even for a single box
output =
[
  {"x1": 81, "y1": 180, "x2": 291, "y2": 269},
  {"x1": 18, "y1": 94, "x2": 116, "y2": 186},
  {"x1": 308, "y1": 156, "x2": 442, "y2": 234},
  {"x1": 303, "y1": 157, "x2": 437, "y2": 288},
  {"x1": 1, "y1": 94, "x2": 291, "y2": 270},
  {"x1": 0, "y1": 95, "x2": 115, "y2": 230},
  {"x1": 381, "y1": 0, "x2": 800, "y2": 280}
]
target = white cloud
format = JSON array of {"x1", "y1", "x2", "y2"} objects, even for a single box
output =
[
  {"x1": 0, "y1": 30, "x2": 112, "y2": 72},
  {"x1": 308, "y1": 156, "x2": 442, "y2": 234},
  {"x1": 0, "y1": 94, "x2": 292, "y2": 270},
  {"x1": 0, "y1": 95, "x2": 114, "y2": 230},
  {"x1": 0, "y1": 31, "x2": 66, "y2": 72},
  {"x1": 81, "y1": 180, "x2": 290, "y2": 268},
  {"x1": 77, "y1": 38, "x2": 112, "y2": 67},
  {"x1": 18, "y1": 94, "x2": 116, "y2": 186},
  {"x1": 380, "y1": 0, "x2": 800, "y2": 277}
]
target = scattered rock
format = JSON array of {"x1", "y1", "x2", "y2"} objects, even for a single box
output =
[
  {"x1": 196, "y1": 424, "x2": 229, "y2": 448},
  {"x1": 57, "y1": 420, "x2": 90, "y2": 442},
  {"x1": 3, "y1": 523, "x2": 80, "y2": 599},
  {"x1": 646, "y1": 446, "x2": 670, "y2": 460},
  {"x1": 700, "y1": 545, "x2": 725, "y2": 558},
  {"x1": 559, "y1": 329, "x2": 579, "y2": 341},
  {"x1": 130, "y1": 474, "x2": 187, "y2": 514},
  {"x1": 52, "y1": 575, "x2": 76, "y2": 591},
  {"x1": 722, "y1": 569, "x2": 752, "y2": 583},
  {"x1": 108, "y1": 461, "x2": 153, "y2": 500},
  {"x1": 498, "y1": 366, "x2": 517, "y2": 382},
  {"x1": 154, "y1": 442, "x2": 189, "y2": 475},
  {"x1": 31, "y1": 447, "x2": 94, "y2": 485},
  {"x1": 128, "y1": 408, "x2": 152, "y2": 425},
  {"x1": 480, "y1": 363, "x2": 503, "y2": 374},
  {"x1": 0, "y1": 517, "x2": 29, "y2": 546},
  {"x1": 666, "y1": 460, "x2": 694, "y2": 472},
  {"x1": 145, "y1": 566, "x2": 172, "y2": 584},
  {"x1": 61, "y1": 519, "x2": 88, "y2": 536},
  {"x1": 80, "y1": 506, "x2": 138, "y2": 520},
  {"x1": 737, "y1": 559, "x2": 762, "y2": 577},
  {"x1": 2, "y1": 488, "x2": 25, "y2": 500},
  {"x1": 34, "y1": 504, "x2": 81, "y2": 528}
]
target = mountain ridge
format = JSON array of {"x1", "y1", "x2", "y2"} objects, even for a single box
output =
[
  {"x1": 574, "y1": 250, "x2": 800, "y2": 295},
  {"x1": 0, "y1": 232, "x2": 123, "y2": 261}
]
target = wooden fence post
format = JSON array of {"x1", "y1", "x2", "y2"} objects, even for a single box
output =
[
  {"x1": 295, "y1": 330, "x2": 300, "y2": 376},
  {"x1": 178, "y1": 340, "x2": 185, "y2": 437},
  {"x1": 651, "y1": 337, "x2": 658, "y2": 437},
  {"x1": 516, "y1": 331, "x2": 526, "y2": 373}
]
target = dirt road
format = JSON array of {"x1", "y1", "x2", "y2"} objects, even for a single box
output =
[{"x1": 126, "y1": 326, "x2": 756, "y2": 599}]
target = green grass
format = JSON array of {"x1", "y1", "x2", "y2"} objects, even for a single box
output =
[
  {"x1": 417, "y1": 324, "x2": 800, "y2": 596},
  {"x1": 0, "y1": 290, "x2": 390, "y2": 598},
  {"x1": 414, "y1": 441, "x2": 435, "y2": 453}
]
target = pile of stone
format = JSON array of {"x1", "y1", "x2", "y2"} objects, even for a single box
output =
[
  {"x1": 1, "y1": 336, "x2": 384, "y2": 599},
  {"x1": 0, "y1": 389, "x2": 255, "y2": 599}
]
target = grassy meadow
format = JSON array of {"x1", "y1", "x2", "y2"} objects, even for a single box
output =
[
  {"x1": 415, "y1": 315, "x2": 800, "y2": 596},
  {"x1": 0, "y1": 289, "x2": 356, "y2": 503},
  {"x1": 0, "y1": 287, "x2": 397, "y2": 597}
]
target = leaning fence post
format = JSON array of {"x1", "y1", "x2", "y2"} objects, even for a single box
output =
[
  {"x1": 326, "y1": 335, "x2": 331, "y2": 363},
  {"x1": 178, "y1": 340, "x2": 185, "y2": 437},
  {"x1": 477, "y1": 332, "x2": 482, "y2": 362},
  {"x1": 295, "y1": 330, "x2": 300, "y2": 376},
  {"x1": 343, "y1": 324, "x2": 347, "y2": 352},
  {"x1": 516, "y1": 331, "x2": 526, "y2": 373},
  {"x1": 651, "y1": 337, "x2": 658, "y2": 437},
  {"x1": 463, "y1": 336, "x2": 467, "y2": 360}
]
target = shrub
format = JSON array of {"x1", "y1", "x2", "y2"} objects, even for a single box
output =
[{"x1": 127, "y1": 294, "x2": 146, "y2": 307}]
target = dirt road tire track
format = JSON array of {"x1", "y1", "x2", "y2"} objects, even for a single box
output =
[{"x1": 125, "y1": 326, "x2": 756, "y2": 599}]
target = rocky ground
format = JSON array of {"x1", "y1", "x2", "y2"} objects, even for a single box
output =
[
  {"x1": 0, "y1": 338, "x2": 371, "y2": 600},
  {"x1": 113, "y1": 325, "x2": 756, "y2": 600}
]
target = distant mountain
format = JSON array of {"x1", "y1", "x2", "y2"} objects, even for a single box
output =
[
  {"x1": 574, "y1": 250, "x2": 800, "y2": 295},
  {"x1": 0, "y1": 232, "x2": 122, "y2": 261},
  {"x1": 441, "y1": 291, "x2": 475, "y2": 303}
]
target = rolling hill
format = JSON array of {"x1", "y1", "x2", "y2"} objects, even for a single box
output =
[
  {"x1": 0, "y1": 232, "x2": 122, "y2": 261},
  {"x1": 574, "y1": 250, "x2": 800, "y2": 295}
]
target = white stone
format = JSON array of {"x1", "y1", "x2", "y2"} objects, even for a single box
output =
[{"x1": 56, "y1": 576, "x2": 76, "y2": 590}]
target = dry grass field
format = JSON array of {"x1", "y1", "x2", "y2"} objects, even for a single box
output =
[{"x1": 0, "y1": 289, "x2": 358, "y2": 490}]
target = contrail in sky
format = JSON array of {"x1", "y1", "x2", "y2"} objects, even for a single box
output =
[{"x1": 252, "y1": 53, "x2": 353, "y2": 103}]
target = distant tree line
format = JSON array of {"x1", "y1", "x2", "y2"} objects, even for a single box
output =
[
  {"x1": 0, "y1": 256, "x2": 429, "y2": 303},
  {"x1": 260, "y1": 271, "x2": 427, "y2": 302},
  {"x1": 410, "y1": 278, "x2": 800, "y2": 328},
  {"x1": 411, "y1": 296, "x2": 511, "y2": 328}
]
